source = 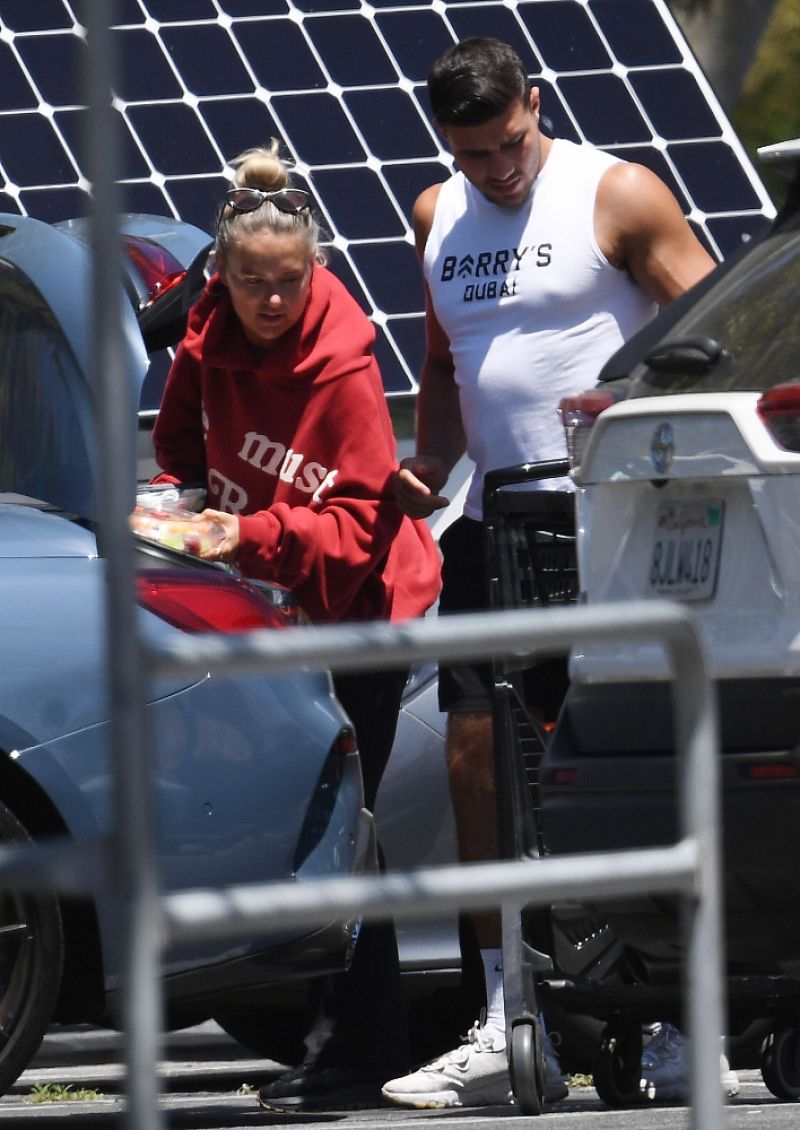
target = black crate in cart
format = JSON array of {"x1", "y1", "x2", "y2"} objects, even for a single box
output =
[{"x1": 484, "y1": 458, "x2": 577, "y2": 615}]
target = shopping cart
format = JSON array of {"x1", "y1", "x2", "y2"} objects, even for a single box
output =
[
  {"x1": 482, "y1": 460, "x2": 575, "y2": 1113},
  {"x1": 484, "y1": 459, "x2": 633, "y2": 1113}
]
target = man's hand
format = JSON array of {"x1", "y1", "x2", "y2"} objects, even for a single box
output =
[{"x1": 394, "y1": 455, "x2": 450, "y2": 519}]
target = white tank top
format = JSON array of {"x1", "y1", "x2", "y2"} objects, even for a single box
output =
[{"x1": 424, "y1": 138, "x2": 657, "y2": 518}]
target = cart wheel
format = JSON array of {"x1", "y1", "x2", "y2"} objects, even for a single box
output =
[
  {"x1": 592, "y1": 1023, "x2": 643, "y2": 1108},
  {"x1": 761, "y1": 1025, "x2": 800, "y2": 1101},
  {"x1": 509, "y1": 1019, "x2": 545, "y2": 1115}
]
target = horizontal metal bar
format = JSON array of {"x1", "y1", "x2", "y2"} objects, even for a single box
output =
[
  {"x1": 162, "y1": 838, "x2": 700, "y2": 945},
  {"x1": 148, "y1": 599, "x2": 697, "y2": 680}
]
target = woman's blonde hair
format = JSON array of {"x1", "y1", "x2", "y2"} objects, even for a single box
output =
[{"x1": 215, "y1": 139, "x2": 321, "y2": 260}]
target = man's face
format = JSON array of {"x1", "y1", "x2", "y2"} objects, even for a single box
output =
[{"x1": 438, "y1": 89, "x2": 543, "y2": 208}]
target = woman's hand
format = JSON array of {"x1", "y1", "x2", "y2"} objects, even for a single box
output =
[{"x1": 198, "y1": 508, "x2": 240, "y2": 562}]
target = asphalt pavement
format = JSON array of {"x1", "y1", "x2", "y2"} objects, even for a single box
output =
[{"x1": 0, "y1": 1021, "x2": 797, "y2": 1128}]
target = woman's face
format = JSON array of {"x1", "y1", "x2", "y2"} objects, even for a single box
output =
[{"x1": 218, "y1": 229, "x2": 314, "y2": 349}]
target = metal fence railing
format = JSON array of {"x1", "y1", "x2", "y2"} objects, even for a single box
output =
[
  {"x1": 150, "y1": 602, "x2": 726, "y2": 1130},
  {"x1": 0, "y1": 6, "x2": 728, "y2": 1130}
]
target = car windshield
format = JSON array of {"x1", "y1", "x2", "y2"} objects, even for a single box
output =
[
  {"x1": 630, "y1": 212, "x2": 800, "y2": 398},
  {"x1": 0, "y1": 260, "x2": 93, "y2": 510}
]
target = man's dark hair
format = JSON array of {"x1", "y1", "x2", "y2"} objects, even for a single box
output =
[{"x1": 428, "y1": 37, "x2": 532, "y2": 128}]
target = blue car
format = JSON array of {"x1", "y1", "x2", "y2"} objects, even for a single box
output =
[{"x1": 0, "y1": 212, "x2": 374, "y2": 1094}]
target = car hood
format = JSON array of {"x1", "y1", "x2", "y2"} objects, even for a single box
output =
[{"x1": 0, "y1": 212, "x2": 211, "y2": 522}]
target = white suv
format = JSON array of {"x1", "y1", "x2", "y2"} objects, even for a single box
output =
[{"x1": 538, "y1": 141, "x2": 800, "y2": 1098}]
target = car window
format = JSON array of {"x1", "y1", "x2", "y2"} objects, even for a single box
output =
[
  {"x1": 0, "y1": 261, "x2": 93, "y2": 510},
  {"x1": 630, "y1": 214, "x2": 800, "y2": 398},
  {"x1": 140, "y1": 347, "x2": 172, "y2": 414}
]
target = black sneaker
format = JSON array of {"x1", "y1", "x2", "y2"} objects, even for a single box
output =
[{"x1": 257, "y1": 1063, "x2": 386, "y2": 1111}]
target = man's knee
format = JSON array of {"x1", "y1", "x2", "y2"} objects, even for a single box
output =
[{"x1": 446, "y1": 711, "x2": 494, "y2": 781}]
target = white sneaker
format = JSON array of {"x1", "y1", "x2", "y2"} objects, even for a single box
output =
[
  {"x1": 381, "y1": 1021, "x2": 569, "y2": 1110},
  {"x1": 719, "y1": 1054, "x2": 741, "y2": 1099},
  {"x1": 639, "y1": 1022, "x2": 740, "y2": 1102},
  {"x1": 382, "y1": 1022, "x2": 511, "y2": 1109}
]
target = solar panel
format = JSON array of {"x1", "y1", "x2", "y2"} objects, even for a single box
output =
[{"x1": 0, "y1": 0, "x2": 776, "y2": 396}]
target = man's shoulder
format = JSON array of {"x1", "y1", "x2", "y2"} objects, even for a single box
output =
[
  {"x1": 415, "y1": 179, "x2": 444, "y2": 213},
  {"x1": 550, "y1": 136, "x2": 619, "y2": 172},
  {"x1": 416, "y1": 171, "x2": 468, "y2": 218},
  {"x1": 414, "y1": 173, "x2": 459, "y2": 212},
  {"x1": 412, "y1": 175, "x2": 456, "y2": 251}
]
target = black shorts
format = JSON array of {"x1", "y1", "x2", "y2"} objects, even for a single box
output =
[
  {"x1": 437, "y1": 515, "x2": 571, "y2": 720},
  {"x1": 437, "y1": 516, "x2": 493, "y2": 714}
]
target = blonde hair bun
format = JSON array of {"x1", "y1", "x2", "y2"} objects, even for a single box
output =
[{"x1": 229, "y1": 139, "x2": 290, "y2": 192}]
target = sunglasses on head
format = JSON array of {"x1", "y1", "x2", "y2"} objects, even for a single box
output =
[{"x1": 222, "y1": 186, "x2": 311, "y2": 219}]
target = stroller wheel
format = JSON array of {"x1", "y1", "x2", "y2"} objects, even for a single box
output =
[
  {"x1": 509, "y1": 1019, "x2": 545, "y2": 1115},
  {"x1": 592, "y1": 1022, "x2": 643, "y2": 1108},
  {"x1": 761, "y1": 1024, "x2": 800, "y2": 1101}
]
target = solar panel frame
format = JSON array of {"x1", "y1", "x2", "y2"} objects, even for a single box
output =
[{"x1": 0, "y1": 0, "x2": 776, "y2": 396}]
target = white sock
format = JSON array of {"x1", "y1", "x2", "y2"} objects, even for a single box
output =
[{"x1": 480, "y1": 947, "x2": 505, "y2": 1038}]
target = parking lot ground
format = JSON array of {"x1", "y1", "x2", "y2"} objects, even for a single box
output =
[
  {"x1": 8, "y1": 1020, "x2": 278, "y2": 1095},
  {"x1": 0, "y1": 1022, "x2": 796, "y2": 1129}
]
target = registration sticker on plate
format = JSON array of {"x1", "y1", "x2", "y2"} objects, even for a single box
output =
[{"x1": 649, "y1": 499, "x2": 724, "y2": 601}]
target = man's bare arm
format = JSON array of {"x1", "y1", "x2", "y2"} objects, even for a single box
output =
[
  {"x1": 596, "y1": 161, "x2": 717, "y2": 307},
  {"x1": 395, "y1": 183, "x2": 467, "y2": 519}
]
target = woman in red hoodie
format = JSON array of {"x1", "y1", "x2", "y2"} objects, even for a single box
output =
[{"x1": 152, "y1": 141, "x2": 441, "y2": 1110}]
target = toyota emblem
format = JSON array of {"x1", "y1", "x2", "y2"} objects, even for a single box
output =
[{"x1": 650, "y1": 422, "x2": 674, "y2": 475}]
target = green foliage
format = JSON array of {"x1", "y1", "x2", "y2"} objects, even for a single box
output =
[
  {"x1": 29, "y1": 1082, "x2": 104, "y2": 1103},
  {"x1": 671, "y1": 0, "x2": 711, "y2": 14},
  {"x1": 734, "y1": 0, "x2": 800, "y2": 203}
]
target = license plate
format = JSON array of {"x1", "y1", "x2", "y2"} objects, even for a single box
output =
[{"x1": 649, "y1": 499, "x2": 724, "y2": 601}]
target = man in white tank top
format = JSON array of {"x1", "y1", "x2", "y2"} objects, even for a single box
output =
[{"x1": 387, "y1": 37, "x2": 720, "y2": 1111}]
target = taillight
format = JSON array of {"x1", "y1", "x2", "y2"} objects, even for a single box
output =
[
  {"x1": 756, "y1": 382, "x2": 800, "y2": 452},
  {"x1": 122, "y1": 235, "x2": 188, "y2": 310},
  {"x1": 292, "y1": 727, "x2": 358, "y2": 873},
  {"x1": 558, "y1": 389, "x2": 616, "y2": 473},
  {"x1": 739, "y1": 761, "x2": 800, "y2": 781},
  {"x1": 136, "y1": 570, "x2": 299, "y2": 633}
]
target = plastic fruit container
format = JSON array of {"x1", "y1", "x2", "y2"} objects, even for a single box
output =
[{"x1": 129, "y1": 507, "x2": 225, "y2": 558}]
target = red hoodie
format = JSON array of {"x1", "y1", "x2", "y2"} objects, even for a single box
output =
[{"x1": 152, "y1": 266, "x2": 441, "y2": 625}]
